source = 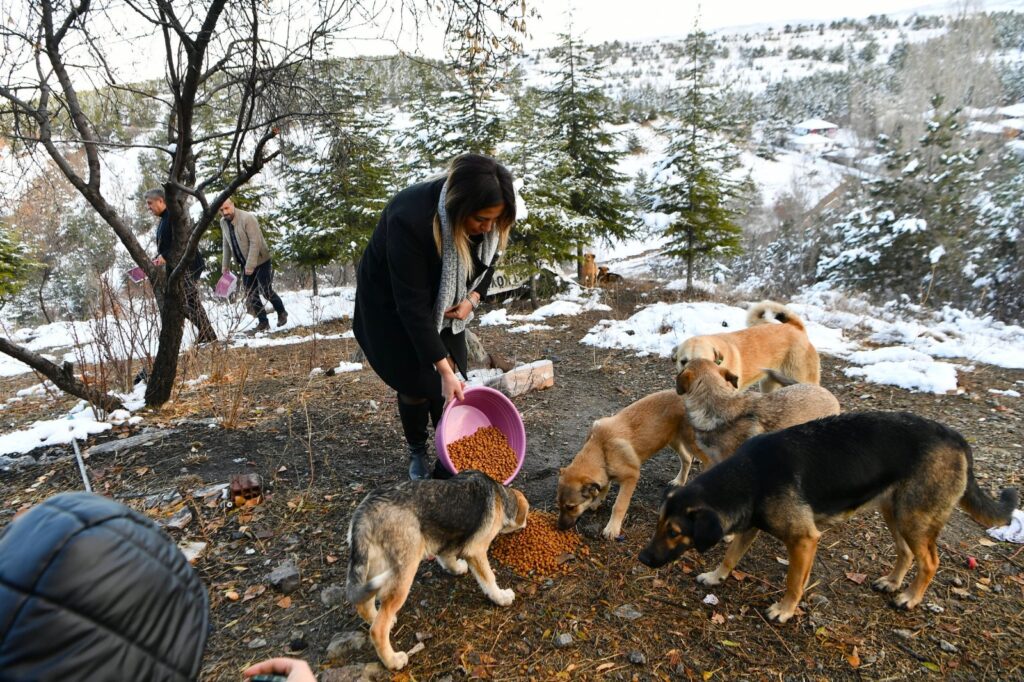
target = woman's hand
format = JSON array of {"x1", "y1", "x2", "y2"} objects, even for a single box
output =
[
  {"x1": 243, "y1": 657, "x2": 316, "y2": 681},
  {"x1": 153, "y1": 255, "x2": 166, "y2": 267},
  {"x1": 436, "y1": 359, "x2": 465, "y2": 403},
  {"x1": 443, "y1": 299, "x2": 473, "y2": 321}
]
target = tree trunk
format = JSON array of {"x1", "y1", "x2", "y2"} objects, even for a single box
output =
[
  {"x1": 0, "y1": 338, "x2": 124, "y2": 413},
  {"x1": 311, "y1": 265, "x2": 319, "y2": 296},
  {"x1": 144, "y1": 277, "x2": 188, "y2": 407},
  {"x1": 529, "y1": 269, "x2": 540, "y2": 310},
  {"x1": 576, "y1": 243, "x2": 584, "y2": 280},
  {"x1": 37, "y1": 266, "x2": 53, "y2": 324},
  {"x1": 686, "y1": 249, "x2": 694, "y2": 295}
]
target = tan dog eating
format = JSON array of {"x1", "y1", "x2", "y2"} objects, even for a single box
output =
[
  {"x1": 676, "y1": 358, "x2": 840, "y2": 462},
  {"x1": 671, "y1": 300, "x2": 820, "y2": 392},
  {"x1": 556, "y1": 390, "x2": 709, "y2": 539}
]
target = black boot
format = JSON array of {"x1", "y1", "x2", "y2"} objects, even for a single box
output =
[
  {"x1": 398, "y1": 395, "x2": 433, "y2": 481},
  {"x1": 408, "y1": 443, "x2": 431, "y2": 480}
]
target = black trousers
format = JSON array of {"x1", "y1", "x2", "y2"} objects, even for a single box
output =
[
  {"x1": 243, "y1": 261, "x2": 286, "y2": 322},
  {"x1": 184, "y1": 266, "x2": 216, "y2": 343}
]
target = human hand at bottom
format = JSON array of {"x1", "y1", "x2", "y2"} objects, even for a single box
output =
[
  {"x1": 243, "y1": 657, "x2": 315, "y2": 682},
  {"x1": 438, "y1": 363, "x2": 465, "y2": 404}
]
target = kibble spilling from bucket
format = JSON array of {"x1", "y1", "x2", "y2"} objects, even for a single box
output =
[{"x1": 447, "y1": 426, "x2": 519, "y2": 483}]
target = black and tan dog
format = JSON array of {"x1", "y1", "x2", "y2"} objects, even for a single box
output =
[
  {"x1": 556, "y1": 390, "x2": 709, "y2": 539},
  {"x1": 346, "y1": 471, "x2": 528, "y2": 670},
  {"x1": 676, "y1": 358, "x2": 840, "y2": 461},
  {"x1": 638, "y1": 412, "x2": 1017, "y2": 623}
]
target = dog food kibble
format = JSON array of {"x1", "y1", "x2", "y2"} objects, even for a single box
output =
[
  {"x1": 491, "y1": 511, "x2": 588, "y2": 576},
  {"x1": 447, "y1": 426, "x2": 519, "y2": 483}
]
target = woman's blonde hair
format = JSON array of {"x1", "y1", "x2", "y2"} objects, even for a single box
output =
[{"x1": 433, "y1": 153, "x2": 516, "y2": 270}]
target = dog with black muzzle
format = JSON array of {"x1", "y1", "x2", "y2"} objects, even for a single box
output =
[
  {"x1": 639, "y1": 412, "x2": 1017, "y2": 624},
  {"x1": 346, "y1": 471, "x2": 529, "y2": 670}
]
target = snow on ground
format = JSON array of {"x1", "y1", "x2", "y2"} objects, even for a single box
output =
[
  {"x1": 0, "y1": 286, "x2": 357, "y2": 378},
  {"x1": 0, "y1": 383, "x2": 145, "y2": 458}
]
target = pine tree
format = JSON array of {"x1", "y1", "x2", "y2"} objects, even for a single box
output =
[
  {"x1": 277, "y1": 92, "x2": 396, "y2": 292},
  {"x1": 545, "y1": 30, "x2": 632, "y2": 265},
  {"x1": 501, "y1": 82, "x2": 582, "y2": 306},
  {"x1": 0, "y1": 224, "x2": 33, "y2": 302},
  {"x1": 654, "y1": 29, "x2": 748, "y2": 293}
]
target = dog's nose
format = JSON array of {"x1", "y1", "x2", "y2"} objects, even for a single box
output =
[
  {"x1": 556, "y1": 515, "x2": 576, "y2": 531},
  {"x1": 638, "y1": 549, "x2": 655, "y2": 567}
]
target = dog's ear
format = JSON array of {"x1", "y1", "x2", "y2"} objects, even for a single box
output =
[
  {"x1": 691, "y1": 508, "x2": 724, "y2": 552},
  {"x1": 581, "y1": 479, "x2": 602, "y2": 499},
  {"x1": 676, "y1": 369, "x2": 693, "y2": 395},
  {"x1": 511, "y1": 489, "x2": 529, "y2": 527},
  {"x1": 718, "y1": 366, "x2": 739, "y2": 389},
  {"x1": 713, "y1": 348, "x2": 724, "y2": 365}
]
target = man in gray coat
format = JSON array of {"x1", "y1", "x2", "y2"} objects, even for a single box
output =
[{"x1": 220, "y1": 198, "x2": 288, "y2": 332}]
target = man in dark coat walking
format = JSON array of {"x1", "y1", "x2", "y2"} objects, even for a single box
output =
[{"x1": 145, "y1": 188, "x2": 217, "y2": 344}]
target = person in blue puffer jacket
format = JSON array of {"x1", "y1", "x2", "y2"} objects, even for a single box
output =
[{"x1": 0, "y1": 492, "x2": 209, "y2": 681}]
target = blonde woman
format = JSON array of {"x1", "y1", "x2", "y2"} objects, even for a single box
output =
[{"x1": 353, "y1": 153, "x2": 516, "y2": 480}]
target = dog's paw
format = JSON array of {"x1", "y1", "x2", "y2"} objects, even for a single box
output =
[
  {"x1": 601, "y1": 523, "x2": 622, "y2": 540},
  {"x1": 766, "y1": 602, "x2": 795, "y2": 623},
  {"x1": 893, "y1": 591, "x2": 921, "y2": 611},
  {"x1": 871, "y1": 576, "x2": 900, "y2": 594},
  {"x1": 490, "y1": 587, "x2": 515, "y2": 606},
  {"x1": 437, "y1": 556, "x2": 468, "y2": 575},
  {"x1": 384, "y1": 651, "x2": 409, "y2": 671},
  {"x1": 697, "y1": 570, "x2": 725, "y2": 586}
]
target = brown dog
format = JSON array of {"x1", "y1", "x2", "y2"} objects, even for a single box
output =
[
  {"x1": 581, "y1": 253, "x2": 598, "y2": 288},
  {"x1": 597, "y1": 266, "x2": 623, "y2": 284},
  {"x1": 556, "y1": 390, "x2": 709, "y2": 539},
  {"x1": 671, "y1": 300, "x2": 820, "y2": 392},
  {"x1": 676, "y1": 359, "x2": 840, "y2": 462}
]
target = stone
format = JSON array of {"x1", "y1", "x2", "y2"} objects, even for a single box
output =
[
  {"x1": 320, "y1": 662, "x2": 387, "y2": 682},
  {"x1": 326, "y1": 631, "x2": 367, "y2": 659},
  {"x1": 553, "y1": 633, "x2": 574, "y2": 648},
  {"x1": 247, "y1": 638, "x2": 268, "y2": 649},
  {"x1": 808, "y1": 594, "x2": 830, "y2": 607},
  {"x1": 484, "y1": 359, "x2": 554, "y2": 398},
  {"x1": 893, "y1": 629, "x2": 914, "y2": 640},
  {"x1": 268, "y1": 559, "x2": 301, "y2": 594},
  {"x1": 465, "y1": 329, "x2": 488, "y2": 364},
  {"x1": 939, "y1": 640, "x2": 958, "y2": 654},
  {"x1": 0, "y1": 455, "x2": 37, "y2": 471},
  {"x1": 321, "y1": 584, "x2": 346, "y2": 607},
  {"x1": 613, "y1": 603, "x2": 643, "y2": 620},
  {"x1": 628, "y1": 651, "x2": 647, "y2": 665},
  {"x1": 86, "y1": 429, "x2": 177, "y2": 457}
]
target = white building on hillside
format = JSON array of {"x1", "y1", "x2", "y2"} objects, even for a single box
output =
[{"x1": 792, "y1": 118, "x2": 839, "y2": 137}]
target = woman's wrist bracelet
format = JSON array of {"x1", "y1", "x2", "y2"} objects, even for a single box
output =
[{"x1": 468, "y1": 294, "x2": 480, "y2": 309}]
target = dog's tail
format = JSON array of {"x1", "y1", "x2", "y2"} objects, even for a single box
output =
[
  {"x1": 959, "y1": 445, "x2": 1018, "y2": 528},
  {"x1": 746, "y1": 300, "x2": 806, "y2": 332},
  {"x1": 761, "y1": 368, "x2": 800, "y2": 387},
  {"x1": 346, "y1": 523, "x2": 391, "y2": 605}
]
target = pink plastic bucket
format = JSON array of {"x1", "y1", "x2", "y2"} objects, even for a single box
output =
[{"x1": 435, "y1": 385, "x2": 527, "y2": 484}]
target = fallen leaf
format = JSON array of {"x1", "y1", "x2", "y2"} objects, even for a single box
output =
[
  {"x1": 847, "y1": 646, "x2": 860, "y2": 668},
  {"x1": 224, "y1": 590, "x2": 240, "y2": 601},
  {"x1": 720, "y1": 640, "x2": 740, "y2": 648},
  {"x1": 845, "y1": 572, "x2": 867, "y2": 585},
  {"x1": 711, "y1": 613, "x2": 726, "y2": 624},
  {"x1": 326, "y1": 555, "x2": 338, "y2": 564},
  {"x1": 242, "y1": 584, "x2": 266, "y2": 602},
  {"x1": 776, "y1": 556, "x2": 789, "y2": 566},
  {"x1": 277, "y1": 596, "x2": 292, "y2": 609},
  {"x1": 667, "y1": 649, "x2": 681, "y2": 666},
  {"x1": 702, "y1": 672, "x2": 714, "y2": 681},
  {"x1": 730, "y1": 570, "x2": 748, "y2": 581},
  {"x1": 596, "y1": 662, "x2": 615, "y2": 672},
  {"x1": 922, "y1": 661, "x2": 941, "y2": 672},
  {"x1": 977, "y1": 538, "x2": 997, "y2": 547}
]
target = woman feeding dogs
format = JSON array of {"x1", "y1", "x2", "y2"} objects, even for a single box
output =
[{"x1": 353, "y1": 153, "x2": 516, "y2": 480}]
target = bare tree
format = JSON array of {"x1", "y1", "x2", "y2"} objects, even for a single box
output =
[{"x1": 0, "y1": 0, "x2": 529, "y2": 407}]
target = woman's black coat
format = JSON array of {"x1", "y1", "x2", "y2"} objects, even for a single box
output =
[{"x1": 353, "y1": 177, "x2": 494, "y2": 398}]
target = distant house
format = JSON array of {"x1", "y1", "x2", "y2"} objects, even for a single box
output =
[
  {"x1": 789, "y1": 132, "x2": 838, "y2": 154},
  {"x1": 792, "y1": 118, "x2": 839, "y2": 138}
]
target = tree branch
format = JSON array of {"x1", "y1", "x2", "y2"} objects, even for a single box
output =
[{"x1": 0, "y1": 338, "x2": 124, "y2": 413}]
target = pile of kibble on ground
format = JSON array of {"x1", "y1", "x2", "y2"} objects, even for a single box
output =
[
  {"x1": 490, "y1": 511, "x2": 589, "y2": 576},
  {"x1": 446, "y1": 425, "x2": 519, "y2": 483}
]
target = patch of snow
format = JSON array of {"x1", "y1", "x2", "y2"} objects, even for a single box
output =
[{"x1": 844, "y1": 360, "x2": 959, "y2": 395}]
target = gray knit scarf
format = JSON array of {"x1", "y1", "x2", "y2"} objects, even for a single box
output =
[{"x1": 432, "y1": 181, "x2": 500, "y2": 335}]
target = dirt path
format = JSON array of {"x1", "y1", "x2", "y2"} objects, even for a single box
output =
[{"x1": 1, "y1": 281, "x2": 1022, "y2": 681}]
